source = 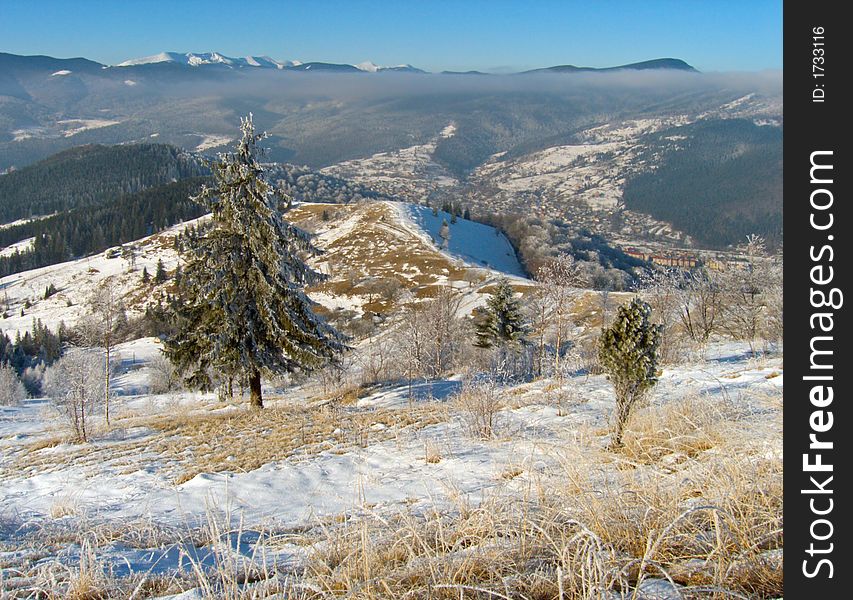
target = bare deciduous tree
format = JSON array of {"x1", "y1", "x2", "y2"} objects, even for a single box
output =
[
  {"x1": 639, "y1": 268, "x2": 688, "y2": 363},
  {"x1": 524, "y1": 285, "x2": 550, "y2": 377},
  {"x1": 44, "y1": 350, "x2": 103, "y2": 442},
  {"x1": 78, "y1": 279, "x2": 126, "y2": 427},
  {"x1": 148, "y1": 352, "x2": 181, "y2": 395},
  {"x1": 678, "y1": 269, "x2": 722, "y2": 345},
  {"x1": 535, "y1": 254, "x2": 587, "y2": 376},
  {"x1": 0, "y1": 364, "x2": 26, "y2": 406},
  {"x1": 355, "y1": 329, "x2": 398, "y2": 386},
  {"x1": 720, "y1": 235, "x2": 780, "y2": 352},
  {"x1": 395, "y1": 286, "x2": 465, "y2": 398}
]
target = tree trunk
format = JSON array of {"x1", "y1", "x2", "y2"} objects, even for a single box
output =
[
  {"x1": 104, "y1": 344, "x2": 111, "y2": 427},
  {"x1": 610, "y1": 418, "x2": 625, "y2": 449},
  {"x1": 249, "y1": 370, "x2": 263, "y2": 409},
  {"x1": 554, "y1": 321, "x2": 562, "y2": 377}
]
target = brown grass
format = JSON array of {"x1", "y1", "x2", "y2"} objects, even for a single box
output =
[
  {"x1": 6, "y1": 401, "x2": 447, "y2": 486},
  {"x1": 305, "y1": 390, "x2": 782, "y2": 599},
  {"x1": 619, "y1": 395, "x2": 735, "y2": 465}
]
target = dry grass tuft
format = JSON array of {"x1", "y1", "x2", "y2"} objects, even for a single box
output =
[
  {"x1": 48, "y1": 494, "x2": 80, "y2": 519},
  {"x1": 453, "y1": 380, "x2": 504, "y2": 440},
  {"x1": 424, "y1": 440, "x2": 442, "y2": 464},
  {"x1": 55, "y1": 539, "x2": 107, "y2": 600},
  {"x1": 619, "y1": 395, "x2": 735, "y2": 465}
]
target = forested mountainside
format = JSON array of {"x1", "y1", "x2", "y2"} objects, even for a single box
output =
[
  {"x1": 0, "y1": 143, "x2": 204, "y2": 222},
  {"x1": 265, "y1": 163, "x2": 395, "y2": 204},
  {"x1": 0, "y1": 144, "x2": 393, "y2": 276},
  {"x1": 0, "y1": 177, "x2": 208, "y2": 277},
  {"x1": 622, "y1": 119, "x2": 782, "y2": 248}
]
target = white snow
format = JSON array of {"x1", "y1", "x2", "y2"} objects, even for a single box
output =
[
  {"x1": 10, "y1": 126, "x2": 49, "y2": 141},
  {"x1": 56, "y1": 118, "x2": 122, "y2": 137},
  {"x1": 0, "y1": 236, "x2": 35, "y2": 258},
  {"x1": 195, "y1": 134, "x2": 232, "y2": 152},
  {"x1": 398, "y1": 204, "x2": 526, "y2": 277},
  {"x1": 0, "y1": 214, "x2": 56, "y2": 231},
  {"x1": 355, "y1": 61, "x2": 380, "y2": 73},
  {"x1": 116, "y1": 52, "x2": 296, "y2": 69},
  {"x1": 116, "y1": 51, "x2": 184, "y2": 66},
  {"x1": 0, "y1": 342, "x2": 782, "y2": 582},
  {"x1": 50, "y1": 70, "x2": 72, "y2": 76},
  {"x1": 355, "y1": 61, "x2": 419, "y2": 72},
  {"x1": 10, "y1": 119, "x2": 122, "y2": 142}
]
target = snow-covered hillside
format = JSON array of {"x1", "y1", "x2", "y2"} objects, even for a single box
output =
[
  {"x1": 400, "y1": 204, "x2": 525, "y2": 277},
  {"x1": 0, "y1": 200, "x2": 523, "y2": 339},
  {"x1": 471, "y1": 116, "x2": 690, "y2": 212},
  {"x1": 320, "y1": 123, "x2": 459, "y2": 201},
  {"x1": 0, "y1": 218, "x2": 200, "y2": 338}
]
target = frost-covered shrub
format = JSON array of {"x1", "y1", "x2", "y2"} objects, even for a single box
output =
[
  {"x1": 148, "y1": 353, "x2": 181, "y2": 394},
  {"x1": 0, "y1": 364, "x2": 27, "y2": 405},
  {"x1": 455, "y1": 378, "x2": 504, "y2": 440},
  {"x1": 43, "y1": 350, "x2": 104, "y2": 442}
]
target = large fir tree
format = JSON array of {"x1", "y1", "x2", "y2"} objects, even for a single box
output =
[
  {"x1": 475, "y1": 278, "x2": 527, "y2": 349},
  {"x1": 165, "y1": 115, "x2": 344, "y2": 408}
]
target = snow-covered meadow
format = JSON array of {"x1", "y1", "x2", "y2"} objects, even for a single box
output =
[{"x1": 0, "y1": 338, "x2": 782, "y2": 598}]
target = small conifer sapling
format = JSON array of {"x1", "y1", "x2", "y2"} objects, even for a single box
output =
[{"x1": 598, "y1": 297, "x2": 662, "y2": 447}]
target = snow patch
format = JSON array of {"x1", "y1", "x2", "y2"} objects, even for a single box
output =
[
  {"x1": 0, "y1": 237, "x2": 35, "y2": 258},
  {"x1": 439, "y1": 122, "x2": 457, "y2": 138},
  {"x1": 56, "y1": 118, "x2": 122, "y2": 137},
  {"x1": 195, "y1": 134, "x2": 232, "y2": 152}
]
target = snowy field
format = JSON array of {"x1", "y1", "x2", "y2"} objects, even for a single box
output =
[{"x1": 0, "y1": 341, "x2": 782, "y2": 597}]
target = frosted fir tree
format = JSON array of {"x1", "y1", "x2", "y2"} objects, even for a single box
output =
[
  {"x1": 598, "y1": 297, "x2": 662, "y2": 447},
  {"x1": 475, "y1": 278, "x2": 527, "y2": 349},
  {"x1": 165, "y1": 115, "x2": 344, "y2": 408}
]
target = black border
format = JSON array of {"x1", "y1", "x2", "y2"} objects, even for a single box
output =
[{"x1": 784, "y1": 1, "x2": 849, "y2": 595}]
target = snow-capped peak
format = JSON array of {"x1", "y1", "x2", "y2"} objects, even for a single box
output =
[
  {"x1": 115, "y1": 53, "x2": 417, "y2": 72},
  {"x1": 355, "y1": 61, "x2": 380, "y2": 73},
  {"x1": 186, "y1": 52, "x2": 234, "y2": 66},
  {"x1": 116, "y1": 52, "x2": 186, "y2": 67},
  {"x1": 116, "y1": 51, "x2": 302, "y2": 69}
]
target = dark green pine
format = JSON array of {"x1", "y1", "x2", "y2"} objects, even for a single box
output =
[{"x1": 165, "y1": 115, "x2": 345, "y2": 408}]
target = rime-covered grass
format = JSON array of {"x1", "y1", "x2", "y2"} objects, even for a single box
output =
[{"x1": 1, "y1": 344, "x2": 782, "y2": 598}]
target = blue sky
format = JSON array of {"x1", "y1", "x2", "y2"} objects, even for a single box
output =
[{"x1": 0, "y1": 0, "x2": 782, "y2": 72}]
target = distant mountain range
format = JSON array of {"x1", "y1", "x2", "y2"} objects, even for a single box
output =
[
  {"x1": 522, "y1": 58, "x2": 697, "y2": 74},
  {"x1": 1, "y1": 51, "x2": 696, "y2": 76},
  {"x1": 0, "y1": 49, "x2": 781, "y2": 252}
]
